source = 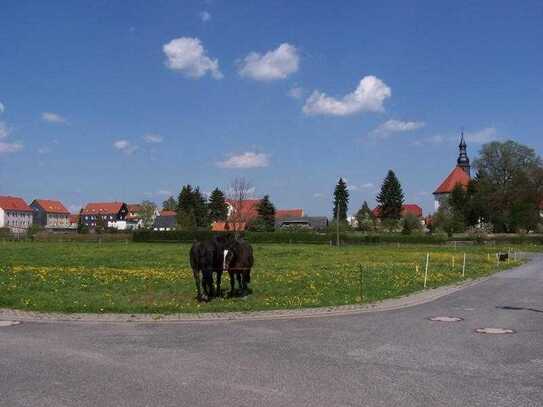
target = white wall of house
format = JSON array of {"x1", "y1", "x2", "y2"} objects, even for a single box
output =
[
  {"x1": 46, "y1": 213, "x2": 70, "y2": 229},
  {"x1": 1, "y1": 210, "x2": 32, "y2": 234},
  {"x1": 0, "y1": 208, "x2": 5, "y2": 228}
]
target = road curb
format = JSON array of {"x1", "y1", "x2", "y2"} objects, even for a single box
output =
[{"x1": 0, "y1": 275, "x2": 494, "y2": 324}]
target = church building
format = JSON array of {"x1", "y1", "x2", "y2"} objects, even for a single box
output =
[{"x1": 433, "y1": 133, "x2": 471, "y2": 211}]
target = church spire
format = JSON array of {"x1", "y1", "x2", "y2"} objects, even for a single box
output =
[{"x1": 457, "y1": 131, "x2": 470, "y2": 177}]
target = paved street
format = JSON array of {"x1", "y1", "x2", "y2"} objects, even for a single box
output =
[{"x1": 1, "y1": 257, "x2": 542, "y2": 407}]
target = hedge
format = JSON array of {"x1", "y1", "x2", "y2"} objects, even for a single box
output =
[{"x1": 132, "y1": 230, "x2": 449, "y2": 245}]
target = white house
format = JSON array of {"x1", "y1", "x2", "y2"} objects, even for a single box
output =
[{"x1": 0, "y1": 195, "x2": 33, "y2": 235}]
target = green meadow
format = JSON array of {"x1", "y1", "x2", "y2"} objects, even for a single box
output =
[{"x1": 0, "y1": 241, "x2": 531, "y2": 314}]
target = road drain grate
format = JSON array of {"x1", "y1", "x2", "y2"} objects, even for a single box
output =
[
  {"x1": 475, "y1": 328, "x2": 515, "y2": 335},
  {"x1": 428, "y1": 316, "x2": 464, "y2": 322},
  {"x1": 0, "y1": 321, "x2": 21, "y2": 327}
]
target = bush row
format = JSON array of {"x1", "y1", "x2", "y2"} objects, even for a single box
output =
[{"x1": 132, "y1": 230, "x2": 451, "y2": 245}]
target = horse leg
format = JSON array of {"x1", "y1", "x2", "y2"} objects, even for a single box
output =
[
  {"x1": 228, "y1": 271, "x2": 236, "y2": 298},
  {"x1": 193, "y1": 269, "x2": 206, "y2": 302},
  {"x1": 235, "y1": 272, "x2": 243, "y2": 296},
  {"x1": 244, "y1": 270, "x2": 252, "y2": 294},
  {"x1": 216, "y1": 270, "x2": 223, "y2": 298},
  {"x1": 202, "y1": 271, "x2": 213, "y2": 301}
]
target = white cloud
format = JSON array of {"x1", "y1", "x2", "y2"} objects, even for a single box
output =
[
  {"x1": 238, "y1": 43, "x2": 299, "y2": 81},
  {"x1": 0, "y1": 122, "x2": 8, "y2": 139},
  {"x1": 157, "y1": 190, "x2": 173, "y2": 196},
  {"x1": 143, "y1": 133, "x2": 163, "y2": 143},
  {"x1": 464, "y1": 127, "x2": 499, "y2": 144},
  {"x1": 288, "y1": 86, "x2": 303, "y2": 99},
  {"x1": 163, "y1": 37, "x2": 222, "y2": 79},
  {"x1": 414, "y1": 128, "x2": 500, "y2": 146},
  {"x1": 0, "y1": 101, "x2": 4, "y2": 113},
  {"x1": 313, "y1": 193, "x2": 324, "y2": 198},
  {"x1": 42, "y1": 112, "x2": 67, "y2": 124},
  {"x1": 0, "y1": 121, "x2": 22, "y2": 154},
  {"x1": 0, "y1": 141, "x2": 23, "y2": 154},
  {"x1": 113, "y1": 139, "x2": 138, "y2": 155},
  {"x1": 361, "y1": 182, "x2": 374, "y2": 189},
  {"x1": 217, "y1": 152, "x2": 270, "y2": 169},
  {"x1": 303, "y1": 75, "x2": 391, "y2": 116},
  {"x1": 371, "y1": 119, "x2": 425, "y2": 138},
  {"x1": 38, "y1": 146, "x2": 52, "y2": 154},
  {"x1": 199, "y1": 11, "x2": 211, "y2": 22}
]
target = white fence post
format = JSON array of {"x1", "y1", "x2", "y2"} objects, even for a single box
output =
[
  {"x1": 424, "y1": 252, "x2": 430, "y2": 289},
  {"x1": 462, "y1": 253, "x2": 466, "y2": 278}
]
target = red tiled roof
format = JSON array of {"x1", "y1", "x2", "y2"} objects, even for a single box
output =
[
  {"x1": 160, "y1": 210, "x2": 177, "y2": 217},
  {"x1": 69, "y1": 214, "x2": 80, "y2": 224},
  {"x1": 372, "y1": 204, "x2": 423, "y2": 219},
  {"x1": 434, "y1": 166, "x2": 470, "y2": 194},
  {"x1": 127, "y1": 204, "x2": 143, "y2": 213},
  {"x1": 82, "y1": 202, "x2": 124, "y2": 215},
  {"x1": 0, "y1": 196, "x2": 32, "y2": 212},
  {"x1": 276, "y1": 209, "x2": 304, "y2": 219},
  {"x1": 402, "y1": 204, "x2": 423, "y2": 218},
  {"x1": 211, "y1": 222, "x2": 247, "y2": 232},
  {"x1": 226, "y1": 199, "x2": 261, "y2": 222},
  {"x1": 33, "y1": 199, "x2": 69, "y2": 214}
]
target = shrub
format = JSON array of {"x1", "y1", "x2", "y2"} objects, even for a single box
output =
[{"x1": 401, "y1": 214, "x2": 423, "y2": 235}]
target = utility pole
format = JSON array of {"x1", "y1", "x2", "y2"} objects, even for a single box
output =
[{"x1": 336, "y1": 201, "x2": 340, "y2": 247}]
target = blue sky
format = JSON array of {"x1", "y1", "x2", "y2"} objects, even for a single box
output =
[{"x1": 1, "y1": 1, "x2": 542, "y2": 216}]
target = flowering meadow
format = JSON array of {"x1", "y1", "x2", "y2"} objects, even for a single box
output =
[{"x1": 0, "y1": 241, "x2": 529, "y2": 314}]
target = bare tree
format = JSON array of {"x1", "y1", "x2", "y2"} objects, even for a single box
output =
[{"x1": 227, "y1": 177, "x2": 253, "y2": 236}]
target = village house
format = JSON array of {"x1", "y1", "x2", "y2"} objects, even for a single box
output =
[
  {"x1": 433, "y1": 133, "x2": 471, "y2": 211},
  {"x1": 153, "y1": 210, "x2": 177, "y2": 231},
  {"x1": 0, "y1": 196, "x2": 33, "y2": 234},
  {"x1": 81, "y1": 202, "x2": 129, "y2": 230},
  {"x1": 212, "y1": 199, "x2": 308, "y2": 231},
  {"x1": 275, "y1": 216, "x2": 329, "y2": 231},
  {"x1": 30, "y1": 199, "x2": 70, "y2": 229},
  {"x1": 371, "y1": 204, "x2": 424, "y2": 220},
  {"x1": 125, "y1": 204, "x2": 160, "y2": 230}
]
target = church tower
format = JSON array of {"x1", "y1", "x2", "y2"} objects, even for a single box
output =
[{"x1": 457, "y1": 131, "x2": 470, "y2": 176}]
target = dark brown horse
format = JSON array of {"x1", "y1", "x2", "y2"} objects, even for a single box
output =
[
  {"x1": 223, "y1": 238, "x2": 254, "y2": 297},
  {"x1": 189, "y1": 234, "x2": 235, "y2": 301}
]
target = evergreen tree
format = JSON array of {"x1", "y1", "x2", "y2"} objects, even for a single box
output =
[
  {"x1": 376, "y1": 170, "x2": 404, "y2": 220},
  {"x1": 176, "y1": 185, "x2": 210, "y2": 229},
  {"x1": 162, "y1": 196, "x2": 177, "y2": 211},
  {"x1": 355, "y1": 201, "x2": 374, "y2": 231},
  {"x1": 177, "y1": 185, "x2": 196, "y2": 229},
  {"x1": 256, "y1": 195, "x2": 276, "y2": 231},
  {"x1": 333, "y1": 178, "x2": 349, "y2": 222},
  {"x1": 449, "y1": 183, "x2": 468, "y2": 224},
  {"x1": 208, "y1": 188, "x2": 228, "y2": 222},
  {"x1": 193, "y1": 187, "x2": 209, "y2": 228}
]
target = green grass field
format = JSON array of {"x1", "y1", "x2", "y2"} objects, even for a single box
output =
[{"x1": 0, "y1": 241, "x2": 532, "y2": 314}]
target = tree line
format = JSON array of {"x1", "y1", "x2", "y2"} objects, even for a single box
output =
[{"x1": 333, "y1": 140, "x2": 543, "y2": 235}]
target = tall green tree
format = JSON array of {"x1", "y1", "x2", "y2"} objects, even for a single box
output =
[
  {"x1": 376, "y1": 170, "x2": 404, "y2": 220},
  {"x1": 255, "y1": 195, "x2": 276, "y2": 231},
  {"x1": 208, "y1": 188, "x2": 228, "y2": 222},
  {"x1": 333, "y1": 178, "x2": 349, "y2": 222},
  {"x1": 193, "y1": 187, "x2": 209, "y2": 228},
  {"x1": 140, "y1": 200, "x2": 157, "y2": 229},
  {"x1": 176, "y1": 185, "x2": 209, "y2": 229},
  {"x1": 162, "y1": 196, "x2": 177, "y2": 211},
  {"x1": 355, "y1": 201, "x2": 374, "y2": 232},
  {"x1": 473, "y1": 140, "x2": 543, "y2": 232}
]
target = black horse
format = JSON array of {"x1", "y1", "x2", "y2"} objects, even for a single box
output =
[
  {"x1": 189, "y1": 234, "x2": 235, "y2": 301},
  {"x1": 223, "y1": 238, "x2": 254, "y2": 297}
]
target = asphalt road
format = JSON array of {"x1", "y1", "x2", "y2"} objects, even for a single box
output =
[{"x1": 1, "y1": 257, "x2": 542, "y2": 407}]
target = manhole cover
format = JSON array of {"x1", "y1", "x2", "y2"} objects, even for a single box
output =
[
  {"x1": 428, "y1": 316, "x2": 464, "y2": 322},
  {"x1": 475, "y1": 328, "x2": 515, "y2": 335},
  {"x1": 0, "y1": 321, "x2": 21, "y2": 327}
]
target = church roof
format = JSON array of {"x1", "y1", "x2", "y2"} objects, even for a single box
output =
[{"x1": 433, "y1": 166, "x2": 470, "y2": 194}]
